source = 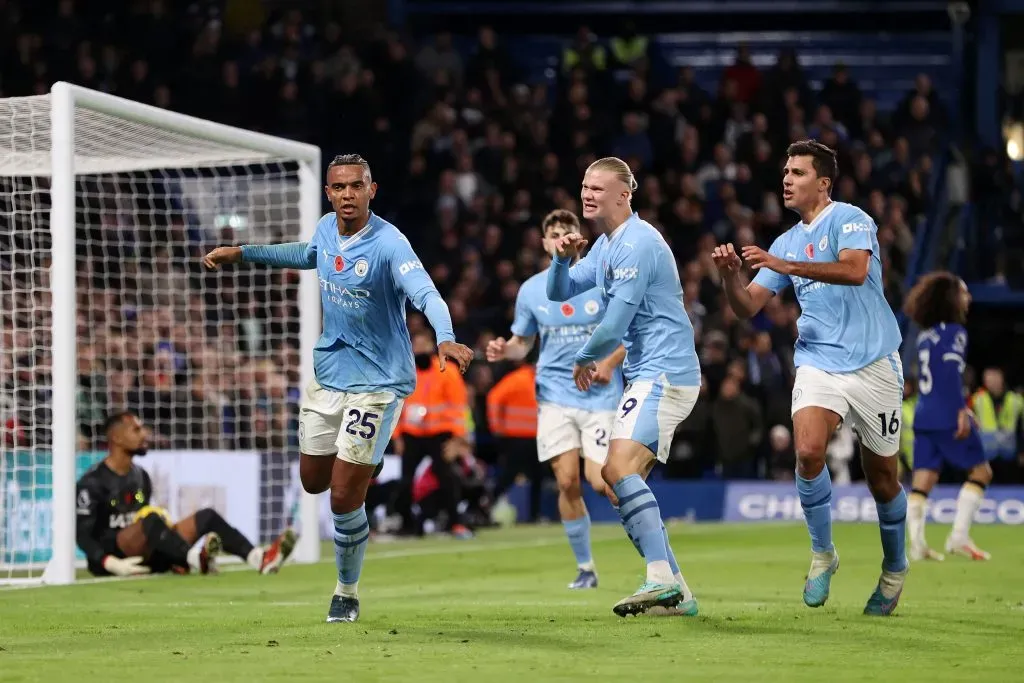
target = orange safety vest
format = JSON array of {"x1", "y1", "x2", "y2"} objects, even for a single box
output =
[
  {"x1": 395, "y1": 358, "x2": 468, "y2": 438},
  {"x1": 486, "y1": 365, "x2": 538, "y2": 438}
]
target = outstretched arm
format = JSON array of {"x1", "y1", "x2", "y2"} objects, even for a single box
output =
[
  {"x1": 203, "y1": 242, "x2": 317, "y2": 270},
  {"x1": 241, "y1": 242, "x2": 318, "y2": 269}
]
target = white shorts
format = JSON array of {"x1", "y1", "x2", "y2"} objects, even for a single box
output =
[
  {"x1": 536, "y1": 403, "x2": 614, "y2": 465},
  {"x1": 298, "y1": 379, "x2": 405, "y2": 466},
  {"x1": 611, "y1": 378, "x2": 700, "y2": 464},
  {"x1": 792, "y1": 352, "x2": 904, "y2": 456}
]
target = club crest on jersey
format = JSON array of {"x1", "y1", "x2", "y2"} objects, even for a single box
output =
[
  {"x1": 584, "y1": 300, "x2": 599, "y2": 315},
  {"x1": 354, "y1": 258, "x2": 369, "y2": 278},
  {"x1": 818, "y1": 235, "x2": 828, "y2": 253},
  {"x1": 334, "y1": 255, "x2": 344, "y2": 272},
  {"x1": 804, "y1": 243, "x2": 815, "y2": 259},
  {"x1": 561, "y1": 303, "x2": 575, "y2": 317}
]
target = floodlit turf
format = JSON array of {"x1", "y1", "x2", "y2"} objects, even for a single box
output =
[{"x1": 1, "y1": 522, "x2": 1020, "y2": 682}]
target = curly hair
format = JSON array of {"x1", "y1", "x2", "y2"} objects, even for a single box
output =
[{"x1": 903, "y1": 271, "x2": 966, "y2": 327}]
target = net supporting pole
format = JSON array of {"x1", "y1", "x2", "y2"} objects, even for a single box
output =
[
  {"x1": 43, "y1": 81, "x2": 77, "y2": 585},
  {"x1": 295, "y1": 157, "x2": 322, "y2": 564}
]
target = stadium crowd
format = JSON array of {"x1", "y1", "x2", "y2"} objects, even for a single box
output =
[{"x1": 1, "y1": 1, "x2": 1021, "y2": 502}]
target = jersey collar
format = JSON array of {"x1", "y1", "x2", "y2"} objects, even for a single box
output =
[
  {"x1": 608, "y1": 212, "x2": 637, "y2": 242},
  {"x1": 799, "y1": 201, "x2": 836, "y2": 231},
  {"x1": 337, "y1": 212, "x2": 378, "y2": 251}
]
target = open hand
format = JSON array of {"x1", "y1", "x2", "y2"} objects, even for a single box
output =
[
  {"x1": 550, "y1": 233, "x2": 589, "y2": 260},
  {"x1": 438, "y1": 341, "x2": 474, "y2": 374},
  {"x1": 201, "y1": 246, "x2": 242, "y2": 270},
  {"x1": 573, "y1": 362, "x2": 597, "y2": 392},
  {"x1": 741, "y1": 245, "x2": 788, "y2": 273},
  {"x1": 711, "y1": 243, "x2": 743, "y2": 274}
]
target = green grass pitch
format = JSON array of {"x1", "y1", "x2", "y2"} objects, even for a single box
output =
[{"x1": 1, "y1": 522, "x2": 1020, "y2": 682}]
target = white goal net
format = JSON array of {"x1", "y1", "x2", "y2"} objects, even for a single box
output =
[{"x1": 0, "y1": 83, "x2": 321, "y2": 585}]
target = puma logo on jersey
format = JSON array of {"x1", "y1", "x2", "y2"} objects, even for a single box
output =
[{"x1": 537, "y1": 305, "x2": 550, "y2": 314}]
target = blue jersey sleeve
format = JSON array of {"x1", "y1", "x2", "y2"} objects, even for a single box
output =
[
  {"x1": 389, "y1": 234, "x2": 456, "y2": 344},
  {"x1": 510, "y1": 284, "x2": 538, "y2": 338},
  {"x1": 575, "y1": 296, "x2": 640, "y2": 364},
  {"x1": 240, "y1": 241, "x2": 317, "y2": 269},
  {"x1": 547, "y1": 250, "x2": 598, "y2": 301},
  {"x1": 833, "y1": 208, "x2": 876, "y2": 254},
  {"x1": 751, "y1": 236, "x2": 790, "y2": 294}
]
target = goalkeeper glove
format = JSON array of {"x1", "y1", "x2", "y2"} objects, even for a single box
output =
[{"x1": 103, "y1": 555, "x2": 151, "y2": 576}]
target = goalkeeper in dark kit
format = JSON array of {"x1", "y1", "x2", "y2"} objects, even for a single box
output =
[{"x1": 76, "y1": 411, "x2": 297, "y2": 577}]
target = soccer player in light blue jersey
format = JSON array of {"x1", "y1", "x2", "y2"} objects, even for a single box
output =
[
  {"x1": 202, "y1": 154, "x2": 474, "y2": 623},
  {"x1": 486, "y1": 209, "x2": 626, "y2": 590},
  {"x1": 547, "y1": 157, "x2": 702, "y2": 618},
  {"x1": 903, "y1": 271, "x2": 991, "y2": 561},
  {"x1": 713, "y1": 140, "x2": 908, "y2": 616}
]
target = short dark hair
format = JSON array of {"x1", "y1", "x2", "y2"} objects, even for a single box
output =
[
  {"x1": 903, "y1": 271, "x2": 966, "y2": 327},
  {"x1": 786, "y1": 140, "x2": 838, "y2": 194},
  {"x1": 541, "y1": 209, "x2": 580, "y2": 233},
  {"x1": 104, "y1": 410, "x2": 136, "y2": 435},
  {"x1": 327, "y1": 154, "x2": 372, "y2": 181}
]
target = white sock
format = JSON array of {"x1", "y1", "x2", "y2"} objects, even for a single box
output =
[
  {"x1": 246, "y1": 547, "x2": 264, "y2": 570},
  {"x1": 674, "y1": 572, "x2": 694, "y2": 602},
  {"x1": 335, "y1": 579, "x2": 358, "y2": 598},
  {"x1": 186, "y1": 545, "x2": 202, "y2": 572},
  {"x1": 645, "y1": 560, "x2": 674, "y2": 585},
  {"x1": 951, "y1": 482, "x2": 985, "y2": 540},
  {"x1": 907, "y1": 492, "x2": 927, "y2": 548}
]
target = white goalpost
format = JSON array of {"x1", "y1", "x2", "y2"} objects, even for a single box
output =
[{"x1": 0, "y1": 82, "x2": 322, "y2": 585}]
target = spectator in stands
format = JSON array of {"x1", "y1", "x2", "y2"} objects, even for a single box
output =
[
  {"x1": 711, "y1": 373, "x2": 763, "y2": 479},
  {"x1": 6, "y1": 2, "x2": 1015, "y2": 494}
]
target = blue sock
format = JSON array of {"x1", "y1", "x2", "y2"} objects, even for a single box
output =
[
  {"x1": 797, "y1": 468, "x2": 834, "y2": 553},
  {"x1": 332, "y1": 506, "x2": 369, "y2": 595},
  {"x1": 877, "y1": 488, "x2": 909, "y2": 572},
  {"x1": 612, "y1": 474, "x2": 668, "y2": 565},
  {"x1": 662, "y1": 524, "x2": 680, "y2": 576},
  {"x1": 613, "y1": 505, "x2": 644, "y2": 558},
  {"x1": 562, "y1": 514, "x2": 593, "y2": 568}
]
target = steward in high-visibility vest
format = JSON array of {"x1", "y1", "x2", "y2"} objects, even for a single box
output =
[
  {"x1": 486, "y1": 364, "x2": 538, "y2": 438},
  {"x1": 395, "y1": 356, "x2": 468, "y2": 440},
  {"x1": 970, "y1": 379, "x2": 1024, "y2": 460}
]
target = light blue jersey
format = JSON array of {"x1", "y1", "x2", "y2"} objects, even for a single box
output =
[
  {"x1": 752, "y1": 201, "x2": 901, "y2": 373},
  {"x1": 548, "y1": 213, "x2": 701, "y2": 387},
  {"x1": 512, "y1": 270, "x2": 623, "y2": 411},
  {"x1": 241, "y1": 212, "x2": 455, "y2": 398}
]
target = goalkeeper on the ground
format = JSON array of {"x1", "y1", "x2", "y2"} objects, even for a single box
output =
[{"x1": 75, "y1": 411, "x2": 297, "y2": 577}]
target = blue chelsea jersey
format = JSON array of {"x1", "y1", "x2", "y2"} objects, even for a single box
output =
[
  {"x1": 752, "y1": 201, "x2": 902, "y2": 373},
  {"x1": 914, "y1": 323, "x2": 968, "y2": 432},
  {"x1": 512, "y1": 271, "x2": 623, "y2": 411}
]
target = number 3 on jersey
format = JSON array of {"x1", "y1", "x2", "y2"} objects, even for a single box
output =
[{"x1": 918, "y1": 348, "x2": 932, "y2": 394}]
